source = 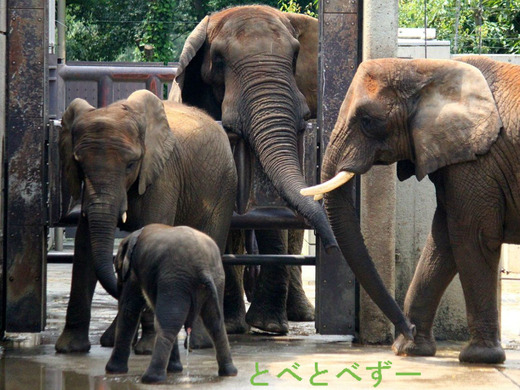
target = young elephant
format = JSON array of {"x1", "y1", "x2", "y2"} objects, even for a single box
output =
[{"x1": 105, "y1": 224, "x2": 238, "y2": 384}]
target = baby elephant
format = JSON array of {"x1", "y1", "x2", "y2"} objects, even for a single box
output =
[{"x1": 105, "y1": 224, "x2": 238, "y2": 384}]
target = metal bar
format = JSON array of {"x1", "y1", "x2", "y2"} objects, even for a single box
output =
[
  {"x1": 0, "y1": 0, "x2": 7, "y2": 337},
  {"x1": 47, "y1": 251, "x2": 316, "y2": 266},
  {"x1": 56, "y1": 0, "x2": 65, "y2": 61},
  {"x1": 223, "y1": 255, "x2": 315, "y2": 266},
  {"x1": 4, "y1": 0, "x2": 48, "y2": 332}
]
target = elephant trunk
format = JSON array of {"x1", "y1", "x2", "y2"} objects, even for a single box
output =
[
  {"x1": 88, "y1": 203, "x2": 119, "y2": 298},
  {"x1": 321, "y1": 152, "x2": 414, "y2": 339},
  {"x1": 242, "y1": 72, "x2": 338, "y2": 252}
]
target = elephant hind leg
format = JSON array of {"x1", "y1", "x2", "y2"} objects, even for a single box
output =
[
  {"x1": 141, "y1": 292, "x2": 190, "y2": 384},
  {"x1": 393, "y1": 205, "x2": 457, "y2": 357},
  {"x1": 200, "y1": 295, "x2": 237, "y2": 377},
  {"x1": 134, "y1": 307, "x2": 155, "y2": 355},
  {"x1": 449, "y1": 225, "x2": 504, "y2": 362},
  {"x1": 443, "y1": 171, "x2": 505, "y2": 364},
  {"x1": 223, "y1": 230, "x2": 249, "y2": 334}
]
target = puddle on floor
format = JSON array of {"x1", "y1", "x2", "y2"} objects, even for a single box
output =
[{"x1": 0, "y1": 357, "x2": 225, "y2": 389}]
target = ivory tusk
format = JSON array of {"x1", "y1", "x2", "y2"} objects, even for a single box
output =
[
  {"x1": 122, "y1": 212, "x2": 127, "y2": 224},
  {"x1": 314, "y1": 194, "x2": 324, "y2": 201},
  {"x1": 300, "y1": 171, "x2": 355, "y2": 197},
  {"x1": 74, "y1": 153, "x2": 79, "y2": 161}
]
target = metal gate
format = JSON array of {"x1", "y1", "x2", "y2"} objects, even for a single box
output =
[{"x1": 2, "y1": 0, "x2": 362, "y2": 337}]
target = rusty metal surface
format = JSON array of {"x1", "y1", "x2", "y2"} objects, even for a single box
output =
[
  {"x1": 315, "y1": 0, "x2": 361, "y2": 335},
  {"x1": 56, "y1": 62, "x2": 177, "y2": 116},
  {"x1": 4, "y1": 0, "x2": 48, "y2": 332}
]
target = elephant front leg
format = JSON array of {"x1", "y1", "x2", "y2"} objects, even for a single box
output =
[
  {"x1": 286, "y1": 230, "x2": 315, "y2": 321},
  {"x1": 167, "y1": 336, "x2": 183, "y2": 373},
  {"x1": 56, "y1": 217, "x2": 97, "y2": 353},
  {"x1": 393, "y1": 205, "x2": 457, "y2": 357},
  {"x1": 223, "y1": 264, "x2": 249, "y2": 334},
  {"x1": 246, "y1": 229, "x2": 290, "y2": 334},
  {"x1": 287, "y1": 265, "x2": 315, "y2": 321},
  {"x1": 106, "y1": 280, "x2": 145, "y2": 374},
  {"x1": 134, "y1": 307, "x2": 155, "y2": 355}
]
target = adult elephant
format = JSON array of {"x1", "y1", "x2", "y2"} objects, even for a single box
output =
[
  {"x1": 56, "y1": 89, "x2": 237, "y2": 353},
  {"x1": 171, "y1": 5, "x2": 413, "y2": 338},
  {"x1": 302, "y1": 56, "x2": 514, "y2": 364}
]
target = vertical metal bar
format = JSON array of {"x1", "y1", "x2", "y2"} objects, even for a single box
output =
[
  {"x1": 4, "y1": 0, "x2": 48, "y2": 332},
  {"x1": 0, "y1": 0, "x2": 7, "y2": 336},
  {"x1": 57, "y1": 0, "x2": 65, "y2": 61},
  {"x1": 316, "y1": 0, "x2": 361, "y2": 335}
]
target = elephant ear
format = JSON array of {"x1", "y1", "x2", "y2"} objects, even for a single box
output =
[
  {"x1": 410, "y1": 59, "x2": 502, "y2": 180},
  {"x1": 285, "y1": 12, "x2": 318, "y2": 115},
  {"x1": 126, "y1": 90, "x2": 176, "y2": 195},
  {"x1": 115, "y1": 229, "x2": 142, "y2": 282},
  {"x1": 59, "y1": 98, "x2": 95, "y2": 200},
  {"x1": 169, "y1": 17, "x2": 221, "y2": 118}
]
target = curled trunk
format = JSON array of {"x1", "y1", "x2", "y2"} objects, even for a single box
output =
[
  {"x1": 240, "y1": 68, "x2": 338, "y2": 251},
  {"x1": 322, "y1": 152, "x2": 414, "y2": 339}
]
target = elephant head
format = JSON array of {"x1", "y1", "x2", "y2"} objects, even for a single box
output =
[
  {"x1": 302, "y1": 58, "x2": 501, "y2": 337},
  {"x1": 170, "y1": 5, "x2": 338, "y2": 252},
  {"x1": 114, "y1": 229, "x2": 142, "y2": 287},
  {"x1": 59, "y1": 89, "x2": 176, "y2": 298}
]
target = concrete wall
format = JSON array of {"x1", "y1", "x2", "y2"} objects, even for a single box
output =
[{"x1": 394, "y1": 39, "x2": 469, "y2": 340}]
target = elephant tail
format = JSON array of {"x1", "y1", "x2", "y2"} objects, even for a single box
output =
[{"x1": 184, "y1": 274, "x2": 220, "y2": 331}]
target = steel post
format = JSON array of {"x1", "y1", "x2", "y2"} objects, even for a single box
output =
[
  {"x1": 316, "y1": 0, "x2": 361, "y2": 335},
  {"x1": 4, "y1": 0, "x2": 48, "y2": 332}
]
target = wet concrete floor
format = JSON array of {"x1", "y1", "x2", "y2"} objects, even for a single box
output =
[{"x1": 1, "y1": 264, "x2": 520, "y2": 389}]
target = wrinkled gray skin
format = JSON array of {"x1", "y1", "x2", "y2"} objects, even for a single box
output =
[
  {"x1": 171, "y1": 5, "x2": 330, "y2": 334},
  {"x1": 105, "y1": 225, "x2": 238, "y2": 384},
  {"x1": 56, "y1": 90, "x2": 237, "y2": 353},
  {"x1": 321, "y1": 56, "x2": 516, "y2": 363}
]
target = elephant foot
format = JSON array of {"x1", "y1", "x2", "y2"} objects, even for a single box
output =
[
  {"x1": 246, "y1": 305, "x2": 288, "y2": 334},
  {"x1": 218, "y1": 362, "x2": 238, "y2": 377},
  {"x1": 392, "y1": 333, "x2": 436, "y2": 357},
  {"x1": 459, "y1": 340, "x2": 505, "y2": 364},
  {"x1": 55, "y1": 328, "x2": 91, "y2": 353},
  {"x1": 105, "y1": 359, "x2": 128, "y2": 374},
  {"x1": 141, "y1": 370, "x2": 166, "y2": 384},
  {"x1": 167, "y1": 361, "x2": 183, "y2": 373},
  {"x1": 225, "y1": 314, "x2": 250, "y2": 334},
  {"x1": 100, "y1": 320, "x2": 116, "y2": 348},
  {"x1": 134, "y1": 332, "x2": 155, "y2": 355},
  {"x1": 286, "y1": 294, "x2": 315, "y2": 322}
]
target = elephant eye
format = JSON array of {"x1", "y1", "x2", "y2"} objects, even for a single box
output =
[
  {"x1": 126, "y1": 161, "x2": 137, "y2": 172},
  {"x1": 360, "y1": 115, "x2": 387, "y2": 140}
]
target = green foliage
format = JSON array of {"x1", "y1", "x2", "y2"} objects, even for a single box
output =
[
  {"x1": 65, "y1": 0, "x2": 280, "y2": 62},
  {"x1": 278, "y1": 0, "x2": 318, "y2": 17},
  {"x1": 399, "y1": 0, "x2": 520, "y2": 54}
]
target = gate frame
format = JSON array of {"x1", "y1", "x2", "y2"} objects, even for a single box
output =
[{"x1": 1, "y1": 0, "x2": 363, "y2": 338}]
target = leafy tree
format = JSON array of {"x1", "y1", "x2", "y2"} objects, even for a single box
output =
[
  {"x1": 399, "y1": 0, "x2": 520, "y2": 54},
  {"x1": 65, "y1": 0, "x2": 282, "y2": 62},
  {"x1": 279, "y1": 0, "x2": 318, "y2": 16}
]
